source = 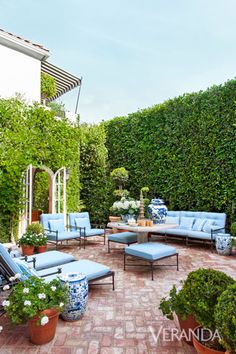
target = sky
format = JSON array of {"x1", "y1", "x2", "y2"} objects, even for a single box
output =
[{"x1": 1, "y1": 0, "x2": 236, "y2": 123}]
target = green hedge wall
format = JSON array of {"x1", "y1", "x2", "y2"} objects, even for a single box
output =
[
  {"x1": 80, "y1": 123, "x2": 112, "y2": 224},
  {"x1": 0, "y1": 98, "x2": 80, "y2": 242},
  {"x1": 105, "y1": 79, "x2": 236, "y2": 224}
]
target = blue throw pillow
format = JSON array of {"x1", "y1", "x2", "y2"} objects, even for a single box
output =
[
  {"x1": 202, "y1": 219, "x2": 215, "y2": 233},
  {"x1": 192, "y1": 219, "x2": 207, "y2": 231},
  {"x1": 48, "y1": 219, "x2": 65, "y2": 232},
  {"x1": 14, "y1": 259, "x2": 39, "y2": 279},
  {"x1": 180, "y1": 217, "x2": 195, "y2": 230}
]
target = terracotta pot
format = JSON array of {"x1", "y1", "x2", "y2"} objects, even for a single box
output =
[
  {"x1": 178, "y1": 314, "x2": 199, "y2": 345},
  {"x1": 21, "y1": 245, "x2": 34, "y2": 256},
  {"x1": 31, "y1": 210, "x2": 42, "y2": 222},
  {"x1": 109, "y1": 216, "x2": 121, "y2": 222},
  {"x1": 28, "y1": 308, "x2": 59, "y2": 345},
  {"x1": 37, "y1": 245, "x2": 47, "y2": 253},
  {"x1": 193, "y1": 326, "x2": 225, "y2": 354}
]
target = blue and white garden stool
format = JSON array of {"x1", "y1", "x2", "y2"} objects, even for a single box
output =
[
  {"x1": 216, "y1": 233, "x2": 232, "y2": 256},
  {"x1": 59, "y1": 273, "x2": 88, "y2": 321}
]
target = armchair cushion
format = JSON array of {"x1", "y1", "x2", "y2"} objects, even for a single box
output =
[
  {"x1": 48, "y1": 219, "x2": 65, "y2": 232},
  {"x1": 14, "y1": 259, "x2": 38, "y2": 278},
  {"x1": 75, "y1": 217, "x2": 91, "y2": 230}
]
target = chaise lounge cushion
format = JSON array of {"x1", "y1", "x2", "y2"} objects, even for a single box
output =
[
  {"x1": 25, "y1": 251, "x2": 75, "y2": 270},
  {"x1": 125, "y1": 242, "x2": 177, "y2": 261},
  {"x1": 0, "y1": 244, "x2": 23, "y2": 277},
  {"x1": 108, "y1": 232, "x2": 137, "y2": 244},
  {"x1": 38, "y1": 259, "x2": 111, "y2": 282}
]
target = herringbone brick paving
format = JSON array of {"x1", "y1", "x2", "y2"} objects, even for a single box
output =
[{"x1": 1, "y1": 236, "x2": 236, "y2": 353}]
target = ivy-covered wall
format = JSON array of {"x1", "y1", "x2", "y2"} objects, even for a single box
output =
[
  {"x1": 0, "y1": 98, "x2": 80, "y2": 242},
  {"x1": 105, "y1": 79, "x2": 236, "y2": 224}
]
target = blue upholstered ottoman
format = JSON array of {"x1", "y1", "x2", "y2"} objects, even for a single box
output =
[
  {"x1": 124, "y1": 242, "x2": 179, "y2": 280},
  {"x1": 108, "y1": 232, "x2": 137, "y2": 253}
]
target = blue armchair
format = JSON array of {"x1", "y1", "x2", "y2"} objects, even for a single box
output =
[
  {"x1": 68, "y1": 212, "x2": 105, "y2": 249},
  {"x1": 40, "y1": 213, "x2": 81, "y2": 249}
]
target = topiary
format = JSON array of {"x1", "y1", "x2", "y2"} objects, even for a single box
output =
[
  {"x1": 26, "y1": 223, "x2": 44, "y2": 235},
  {"x1": 215, "y1": 284, "x2": 236, "y2": 353}
]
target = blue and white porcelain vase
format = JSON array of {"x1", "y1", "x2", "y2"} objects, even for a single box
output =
[
  {"x1": 216, "y1": 234, "x2": 232, "y2": 256},
  {"x1": 59, "y1": 273, "x2": 88, "y2": 321},
  {"x1": 147, "y1": 198, "x2": 168, "y2": 224}
]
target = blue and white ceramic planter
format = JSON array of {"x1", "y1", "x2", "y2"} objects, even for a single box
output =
[
  {"x1": 216, "y1": 234, "x2": 232, "y2": 256},
  {"x1": 147, "y1": 199, "x2": 168, "y2": 224},
  {"x1": 59, "y1": 273, "x2": 88, "y2": 321}
]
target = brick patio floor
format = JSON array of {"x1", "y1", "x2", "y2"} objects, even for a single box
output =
[{"x1": 1, "y1": 237, "x2": 236, "y2": 354}]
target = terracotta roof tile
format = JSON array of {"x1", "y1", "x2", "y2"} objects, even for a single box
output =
[{"x1": 0, "y1": 28, "x2": 49, "y2": 52}]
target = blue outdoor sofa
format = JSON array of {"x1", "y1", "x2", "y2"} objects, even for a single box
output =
[{"x1": 153, "y1": 211, "x2": 226, "y2": 249}]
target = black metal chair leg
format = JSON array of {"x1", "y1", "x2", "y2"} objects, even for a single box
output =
[
  {"x1": 104, "y1": 233, "x2": 106, "y2": 245},
  {"x1": 124, "y1": 253, "x2": 126, "y2": 271},
  {"x1": 84, "y1": 237, "x2": 86, "y2": 249},
  {"x1": 112, "y1": 272, "x2": 115, "y2": 291},
  {"x1": 108, "y1": 240, "x2": 110, "y2": 253},
  {"x1": 176, "y1": 253, "x2": 179, "y2": 271},
  {"x1": 151, "y1": 262, "x2": 154, "y2": 281}
]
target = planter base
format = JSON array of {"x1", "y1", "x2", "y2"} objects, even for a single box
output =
[
  {"x1": 193, "y1": 326, "x2": 225, "y2": 354},
  {"x1": 28, "y1": 308, "x2": 59, "y2": 345}
]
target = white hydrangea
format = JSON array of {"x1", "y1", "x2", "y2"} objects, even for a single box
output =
[
  {"x1": 23, "y1": 288, "x2": 29, "y2": 294},
  {"x1": 40, "y1": 316, "x2": 49, "y2": 326},
  {"x1": 3, "y1": 285, "x2": 10, "y2": 291},
  {"x1": 24, "y1": 300, "x2": 31, "y2": 306},
  {"x1": 2, "y1": 300, "x2": 10, "y2": 307},
  {"x1": 38, "y1": 293, "x2": 46, "y2": 299}
]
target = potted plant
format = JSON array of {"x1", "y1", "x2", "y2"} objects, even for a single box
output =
[
  {"x1": 215, "y1": 284, "x2": 236, "y2": 354},
  {"x1": 159, "y1": 268, "x2": 235, "y2": 350},
  {"x1": 110, "y1": 197, "x2": 140, "y2": 222},
  {"x1": 36, "y1": 233, "x2": 48, "y2": 253},
  {"x1": 185, "y1": 269, "x2": 234, "y2": 353},
  {"x1": 17, "y1": 232, "x2": 37, "y2": 256},
  {"x1": 159, "y1": 283, "x2": 199, "y2": 344},
  {"x1": 3, "y1": 276, "x2": 68, "y2": 345}
]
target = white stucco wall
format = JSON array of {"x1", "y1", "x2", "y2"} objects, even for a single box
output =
[{"x1": 0, "y1": 44, "x2": 41, "y2": 102}]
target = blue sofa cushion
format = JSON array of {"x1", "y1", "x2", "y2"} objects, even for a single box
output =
[
  {"x1": 48, "y1": 219, "x2": 65, "y2": 232},
  {"x1": 188, "y1": 230, "x2": 217, "y2": 240},
  {"x1": 166, "y1": 216, "x2": 179, "y2": 225},
  {"x1": 125, "y1": 242, "x2": 177, "y2": 261},
  {"x1": 180, "y1": 217, "x2": 195, "y2": 230},
  {"x1": 26, "y1": 251, "x2": 75, "y2": 270},
  {"x1": 108, "y1": 232, "x2": 137, "y2": 244},
  {"x1": 192, "y1": 218, "x2": 207, "y2": 231},
  {"x1": 38, "y1": 259, "x2": 111, "y2": 282},
  {"x1": 79, "y1": 229, "x2": 104, "y2": 237}
]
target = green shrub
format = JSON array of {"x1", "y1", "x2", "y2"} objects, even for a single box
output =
[
  {"x1": 41, "y1": 73, "x2": 56, "y2": 99},
  {"x1": 230, "y1": 222, "x2": 236, "y2": 236},
  {"x1": 215, "y1": 284, "x2": 236, "y2": 353},
  {"x1": 26, "y1": 223, "x2": 44, "y2": 235}
]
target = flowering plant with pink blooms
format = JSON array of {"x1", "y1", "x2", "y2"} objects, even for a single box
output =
[{"x1": 3, "y1": 277, "x2": 68, "y2": 326}]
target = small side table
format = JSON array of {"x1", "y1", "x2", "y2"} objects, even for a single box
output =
[{"x1": 59, "y1": 273, "x2": 88, "y2": 321}]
